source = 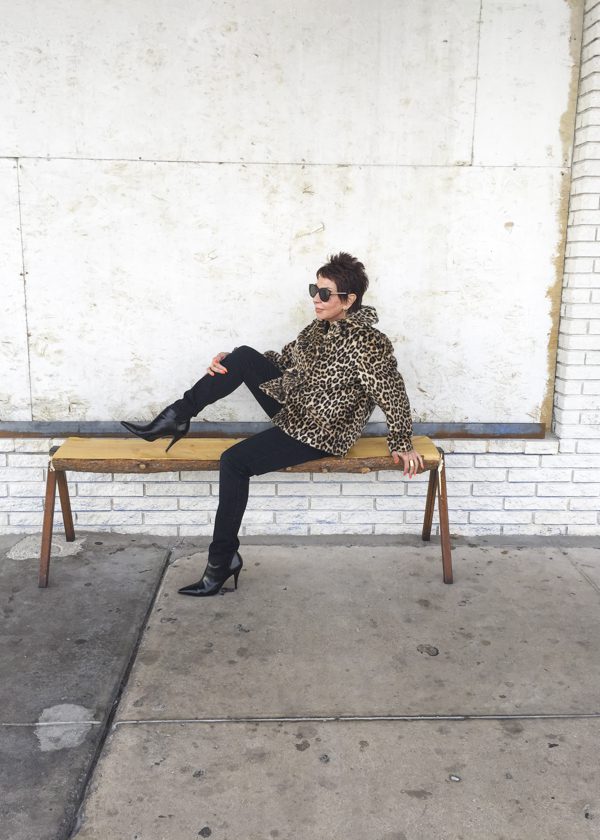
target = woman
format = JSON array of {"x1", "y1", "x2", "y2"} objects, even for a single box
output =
[{"x1": 121, "y1": 252, "x2": 424, "y2": 597}]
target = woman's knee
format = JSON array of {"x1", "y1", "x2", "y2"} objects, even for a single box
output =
[
  {"x1": 220, "y1": 443, "x2": 252, "y2": 477},
  {"x1": 228, "y1": 345, "x2": 258, "y2": 361},
  {"x1": 223, "y1": 345, "x2": 259, "y2": 374}
]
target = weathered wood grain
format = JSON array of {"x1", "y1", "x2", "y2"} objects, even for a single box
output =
[{"x1": 50, "y1": 436, "x2": 441, "y2": 474}]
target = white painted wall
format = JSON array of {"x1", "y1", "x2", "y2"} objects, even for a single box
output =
[{"x1": 0, "y1": 0, "x2": 581, "y2": 427}]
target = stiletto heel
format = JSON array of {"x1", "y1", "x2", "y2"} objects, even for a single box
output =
[
  {"x1": 165, "y1": 430, "x2": 187, "y2": 453},
  {"x1": 178, "y1": 552, "x2": 243, "y2": 597}
]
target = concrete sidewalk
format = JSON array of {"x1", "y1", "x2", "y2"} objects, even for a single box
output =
[{"x1": 2, "y1": 535, "x2": 600, "y2": 839}]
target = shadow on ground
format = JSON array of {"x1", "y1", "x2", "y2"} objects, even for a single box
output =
[{"x1": 0, "y1": 532, "x2": 171, "y2": 840}]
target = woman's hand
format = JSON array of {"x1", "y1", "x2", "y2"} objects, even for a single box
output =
[
  {"x1": 392, "y1": 448, "x2": 424, "y2": 478},
  {"x1": 207, "y1": 351, "x2": 230, "y2": 376}
]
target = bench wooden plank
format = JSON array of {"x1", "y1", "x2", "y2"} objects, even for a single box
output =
[{"x1": 51, "y1": 435, "x2": 441, "y2": 473}]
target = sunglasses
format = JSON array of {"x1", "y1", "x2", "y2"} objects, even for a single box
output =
[{"x1": 309, "y1": 283, "x2": 348, "y2": 303}]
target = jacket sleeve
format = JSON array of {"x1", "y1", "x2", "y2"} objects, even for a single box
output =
[
  {"x1": 356, "y1": 335, "x2": 413, "y2": 454},
  {"x1": 263, "y1": 339, "x2": 296, "y2": 372}
]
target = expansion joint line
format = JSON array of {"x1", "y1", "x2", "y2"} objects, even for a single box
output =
[{"x1": 114, "y1": 712, "x2": 600, "y2": 727}]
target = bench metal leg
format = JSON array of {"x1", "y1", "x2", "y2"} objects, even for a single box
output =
[
  {"x1": 422, "y1": 467, "x2": 438, "y2": 542},
  {"x1": 39, "y1": 467, "x2": 57, "y2": 588},
  {"x1": 436, "y1": 448, "x2": 453, "y2": 584}
]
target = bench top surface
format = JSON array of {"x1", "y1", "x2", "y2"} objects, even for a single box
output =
[{"x1": 50, "y1": 435, "x2": 441, "y2": 474}]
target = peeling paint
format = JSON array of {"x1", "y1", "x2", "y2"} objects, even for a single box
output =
[
  {"x1": 294, "y1": 222, "x2": 325, "y2": 239},
  {"x1": 546, "y1": 167, "x2": 574, "y2": 429}
]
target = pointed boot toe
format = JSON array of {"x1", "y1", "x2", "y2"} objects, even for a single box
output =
[
  {"x1": 121, "y1": 406, "x2": 190, "y2": 450},
  {"x1": 120, "y1": 419, "x2": 149, "y2": 435},
  {"x1": 178, "y1": 552, "x2": 243, "y2": 597},
  {"x1": 177, "y1": 579, "x2": 208, "y2": 596}
]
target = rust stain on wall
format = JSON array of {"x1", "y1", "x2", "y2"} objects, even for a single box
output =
[{"x1": 542, "y1": 0, "x2": 584, "y2": 430}]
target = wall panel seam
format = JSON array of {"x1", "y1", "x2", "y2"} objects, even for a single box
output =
[
  {"x1": 15, "y1": 159, "x2": 33, "y2": 421},
  {"x1": 0, "y1": 155, "x2": 571, "y2": 171}
]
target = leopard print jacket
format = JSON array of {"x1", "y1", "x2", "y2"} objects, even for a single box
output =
[{"x1": 261, "y1": 306, "x2": 413, "y2": 456}]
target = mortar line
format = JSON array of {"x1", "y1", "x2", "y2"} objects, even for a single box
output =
[
  {"x1": 584, "y1": 4, "x2": 600, "y2": 25},
  {"x1": 15, "y1": 158, "x2": 34, "y2": 421},
  {"x1": 113, "y1": 712, "x2": 600, "y2": 727},
  {"x1": 579, "y1": 69, "x2": 600, "y2": 82},
  {"x1": 585, "y1": 0, "x2": 600, "y2": 15},
  {"x1": 577, "y1": 87, "x2": 600, "y2": 97},
  {"x1": 0, "y1": 154, "x2": 567, "y2": 170}
]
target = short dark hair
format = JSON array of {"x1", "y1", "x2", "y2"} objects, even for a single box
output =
[{"x1": 316, "y1": 252, "x2": 369, "y2": 314}]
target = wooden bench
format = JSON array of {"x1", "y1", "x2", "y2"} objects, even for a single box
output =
[{"x1": 39, "y1": 435, "x2": 452, "y2": 587}]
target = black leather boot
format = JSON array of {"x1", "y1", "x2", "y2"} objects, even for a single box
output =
[
  {"x1": 120, "y1": 406, "x2": 190, "y2": 452},
  {"x1": 178, "y1": 552, "x2": 243, "y2": 597}
]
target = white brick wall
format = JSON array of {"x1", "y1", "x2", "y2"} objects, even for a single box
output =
[
  {"x1": 0, "y1": 3, "x2": 599, "y2": 540},
  {"x1": 0, "y1": 430, "x2": 598, "y2": 538}
]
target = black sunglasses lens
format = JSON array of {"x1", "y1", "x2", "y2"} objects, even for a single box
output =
[{"x1": 309, "y1": 284, "x2": 330, "y2": 302}]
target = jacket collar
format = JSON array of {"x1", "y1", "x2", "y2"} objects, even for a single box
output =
[{"x1": 318, "y1": 305, "x2": 379, "y2": 335}]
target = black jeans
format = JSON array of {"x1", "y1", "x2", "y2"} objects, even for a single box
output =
[{"x1": 171, "y1": 346, "x2": 330, "y2": 564}]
